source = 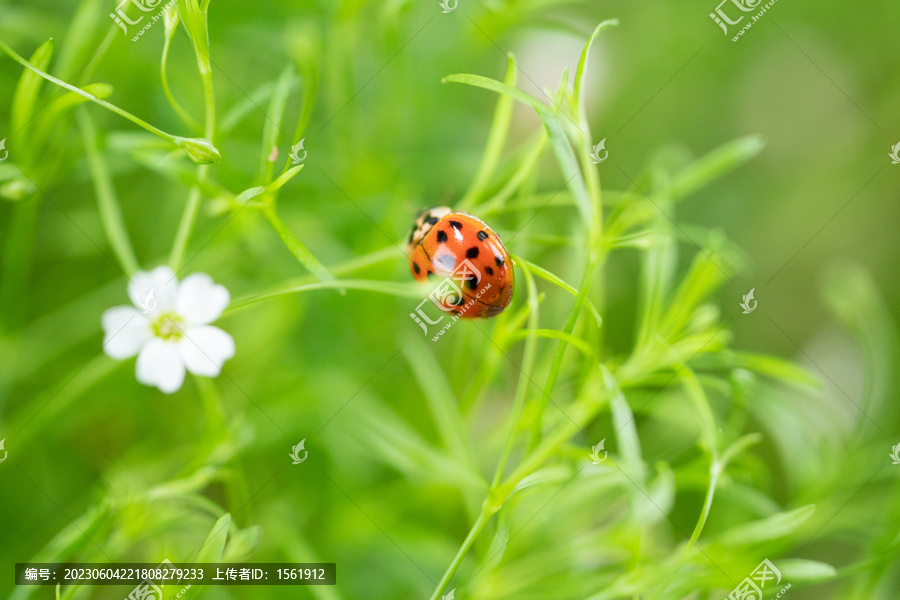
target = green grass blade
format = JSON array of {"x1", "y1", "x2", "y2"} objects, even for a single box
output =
[
  {"x1": 513, "y1": 255, "x2": 602, "y2": 328},
  {"x1": 573, "y1": 19, "x2": 618, "y2": 105},
  {"x1": 259, "y1": 64, "x2": 294, "y2": 181},
  {"x1": 78, "y1": 108, "x2": 140, "y2": 275},
  {"x1": 670, "y1": 135, "x2": 766, "y2": 201},
  {"x1": 263, "y1": 206, "x2": 342, "y2": 291},
  {"x1": 459, "y1": 53, "x2": 517, "y2": 209},
  {"x1": 11, "y1": 38, "x2": 54, "y2": 139}
]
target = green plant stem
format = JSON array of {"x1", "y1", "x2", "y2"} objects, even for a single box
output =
[
  {"x1": 529, "y1": 256, "x2": 597, "y2": 449},
  {"x1": 0, "y1": 38, "x2": 181, "y2": 145},
  {"x1": 490, "y1": 262, "x2": 539, "y2": 488},
  {"x1": 161, "y1": 23, "x2": 201, "y2": 132},
  {"x1": 227, "y1": 279, "x2": 421, "y2": 312},
  {"x1": 78, "y1": 109, "x2": 140, "y2": 276},
  {"x1": 168, "y1": 175, "x2": 206, "y2": 270},
  {"x1": 262, "y1": 206, "x2": 342, "y2": 289},
  {"x1": 169, "y1": 44, "x2": 216, "y2": 270},
  {"x1": 427, "y1": 506, "x2": 494, "y2": 600}
]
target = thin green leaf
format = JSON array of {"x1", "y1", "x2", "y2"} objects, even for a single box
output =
[
  {"x1": 670, "y1": 135, "x2": 765, "y2": 201},
  {"x1": 459, "y1": 53, "x2": 517, "y2": 209},
  {"x1": 78, "y1": 109, "x2": 140, "y2": 275},
  {"x1": 573, "y1": 20, "x2": 618, "y2": 105},
  {"x1": 11, "y1": 38, "x2": 54, "y2": 139},
  {"x1": 514, "y1": 255, "x2": 602, "y2": 328},
  {"x1": 777, "y1": 559, "x2": 837, "y2": 582},
  {"x1": 228, "y1": 278, "x2": 421, "y2": 311},
  {"x1": 266, "y1": 165, "x2": 304, "y2": 192},
  {"x1": 732, "y1": 352, "x2": 820, "y2": 389},
  {"x1": 194, "y1": 513, "x2": 231, "y2": 562},
  {"x1": 717, "y1": 505, "x2": 816, "y2": 547},
  {"x1": 263, "y1": 206, "x2": 342, "y2": 291},
  {"x1": 0, "y1": 38, "x2": 218, "y2": 162},
  {"x1": 260, "y1": 64, "x2": 294, "y2": 181}
]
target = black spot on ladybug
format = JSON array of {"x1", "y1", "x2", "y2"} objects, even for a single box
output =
[
  {"x1": 426, "y1": 216, "x2": 439, "y2": 225},
  {"x1": 436, "y1": 230, "x2": 448, "y2": 243},
  {"x1": 465, "y1": 275, "x2": 478, "y2": 290},
  {"x1": 466, "y1": 247, "x2": 479, "y2": 258},
  {"x1": 449, "y1": 220, "x2": 463, "y2": 230},
  {"x1": 453, "y1": 295, "x2": 465, "y2": 306},
  {"x1": 413, "y1": 262, "x2": 420, "y2": 274},
  {"x1": 477, "y1": 230, "x2": 488, "y2": 241},
  {"x1": 495, "y1": 255, "x2": 505, "y2": 267},
  {"x1": 427, "y1": 271, "x2": 435, "y2": 279},
  {"x1": 486, "y1": 267, "x2": 494, "y2": 275}
]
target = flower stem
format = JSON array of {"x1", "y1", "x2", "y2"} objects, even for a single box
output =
[
  {"x1": 427, "y1": 506, "x2": 494, "y2": 600},
  {"x1": 169, "y1": 44, "x2": 216, "y2": 271},
  {"x1": 0, "y1": 38, "x2": 179, "y2": 145}
]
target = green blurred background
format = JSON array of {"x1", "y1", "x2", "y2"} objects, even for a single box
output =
[{"x1": 1, "y1": 0, "x2": 899, "y2": 598}]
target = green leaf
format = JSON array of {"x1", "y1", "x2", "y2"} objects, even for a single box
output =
[
  {"x1": 573, "y1": 20, "x2": 618, "y2": 105},
  {"x1": 222, "y1": 525, "x2": 262, "y2": 561},
  {"x1": 161, "y1": 6, "x2": 200, "y2": 132},
  {"x1": 670, "y1": 135, "x2": 765, "y2": 201},
  {"x1": 717, "y1": 505, "x2": 816, "y2": 546},
  {"x1": 263, "y1": 207, "x2": 342, "y2": 291},
  {"x1": 11, "y1": 38, "x2": 54, "y2": 138},
  {"x1": 732, "y1": 352, "x2": 820, "y2": 390},
  {"x1": 287, "y1": 22, "x2": 321, "y2": 144},
  {"x1": 459, "y1": 53, "x2": 517, "y2": 209},
  {"x1": 266, "y1": 165, "x2": 304, "y2": 193},
  {"x1": 777, "y1": 559, "x2": 837, "y2": 582},
  {"x1": 78, "y1": 109, "x2": 140, "y2": 275},
  {"x1": 194, "y1": 513, "x2": 231, "y2": 562},
  {"x1": 514, "y1": 255, "x2": 602, "y2": 328},
  {"x1": 259, "y1": 64, "x2": 294, "y2": 181},
  {"x1": 402, "y1": 335, "x2": 475, "y2": 467},
  {"x1": 0, "y1": 38, "x2": 196, "y2": 154},
  {"x1": 609, "y1": 371, "x2": 644, "y2": 482}
]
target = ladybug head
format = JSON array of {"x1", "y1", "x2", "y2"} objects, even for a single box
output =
[{"x1": 407, "y1": 206, "x2": 451, "y2": 251}]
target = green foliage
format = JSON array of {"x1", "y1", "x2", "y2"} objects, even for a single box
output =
[{"x1": 1, "y1": 2, "x2": 898, "y2": 600}]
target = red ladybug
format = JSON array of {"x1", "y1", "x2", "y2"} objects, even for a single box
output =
[{"x1": 407, "y1": 207, "x2": 514, "y2": 318}]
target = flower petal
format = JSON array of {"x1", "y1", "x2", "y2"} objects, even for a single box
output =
[
  {"x1": 128, "y1": 266, "x2": 179, "y2": 315},
  {"x1": 178, "y1": 326, "x2": 235, "y2": 377},
  {"x1": 136, "y1": 338, "x2": 186, "y2": 394},
  {"x1": 175, "y1": 272, "x2": 230, "y2": 325},
  {"x1": 101, "y1": 306, "x2": 151, "y2": 359}
]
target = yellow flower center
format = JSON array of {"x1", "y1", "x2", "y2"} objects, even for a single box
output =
[{"x1": 152, "y1": 312, "x2": 184, "y2": 340}]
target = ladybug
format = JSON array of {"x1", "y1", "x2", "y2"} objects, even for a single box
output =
[{"x1": 407, "y1": 207, "x2": 514, "y2": 318}]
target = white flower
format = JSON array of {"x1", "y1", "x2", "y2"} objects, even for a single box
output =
[{"x1": 101, "y1": 266, "x2": 235, "y2": 394}]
